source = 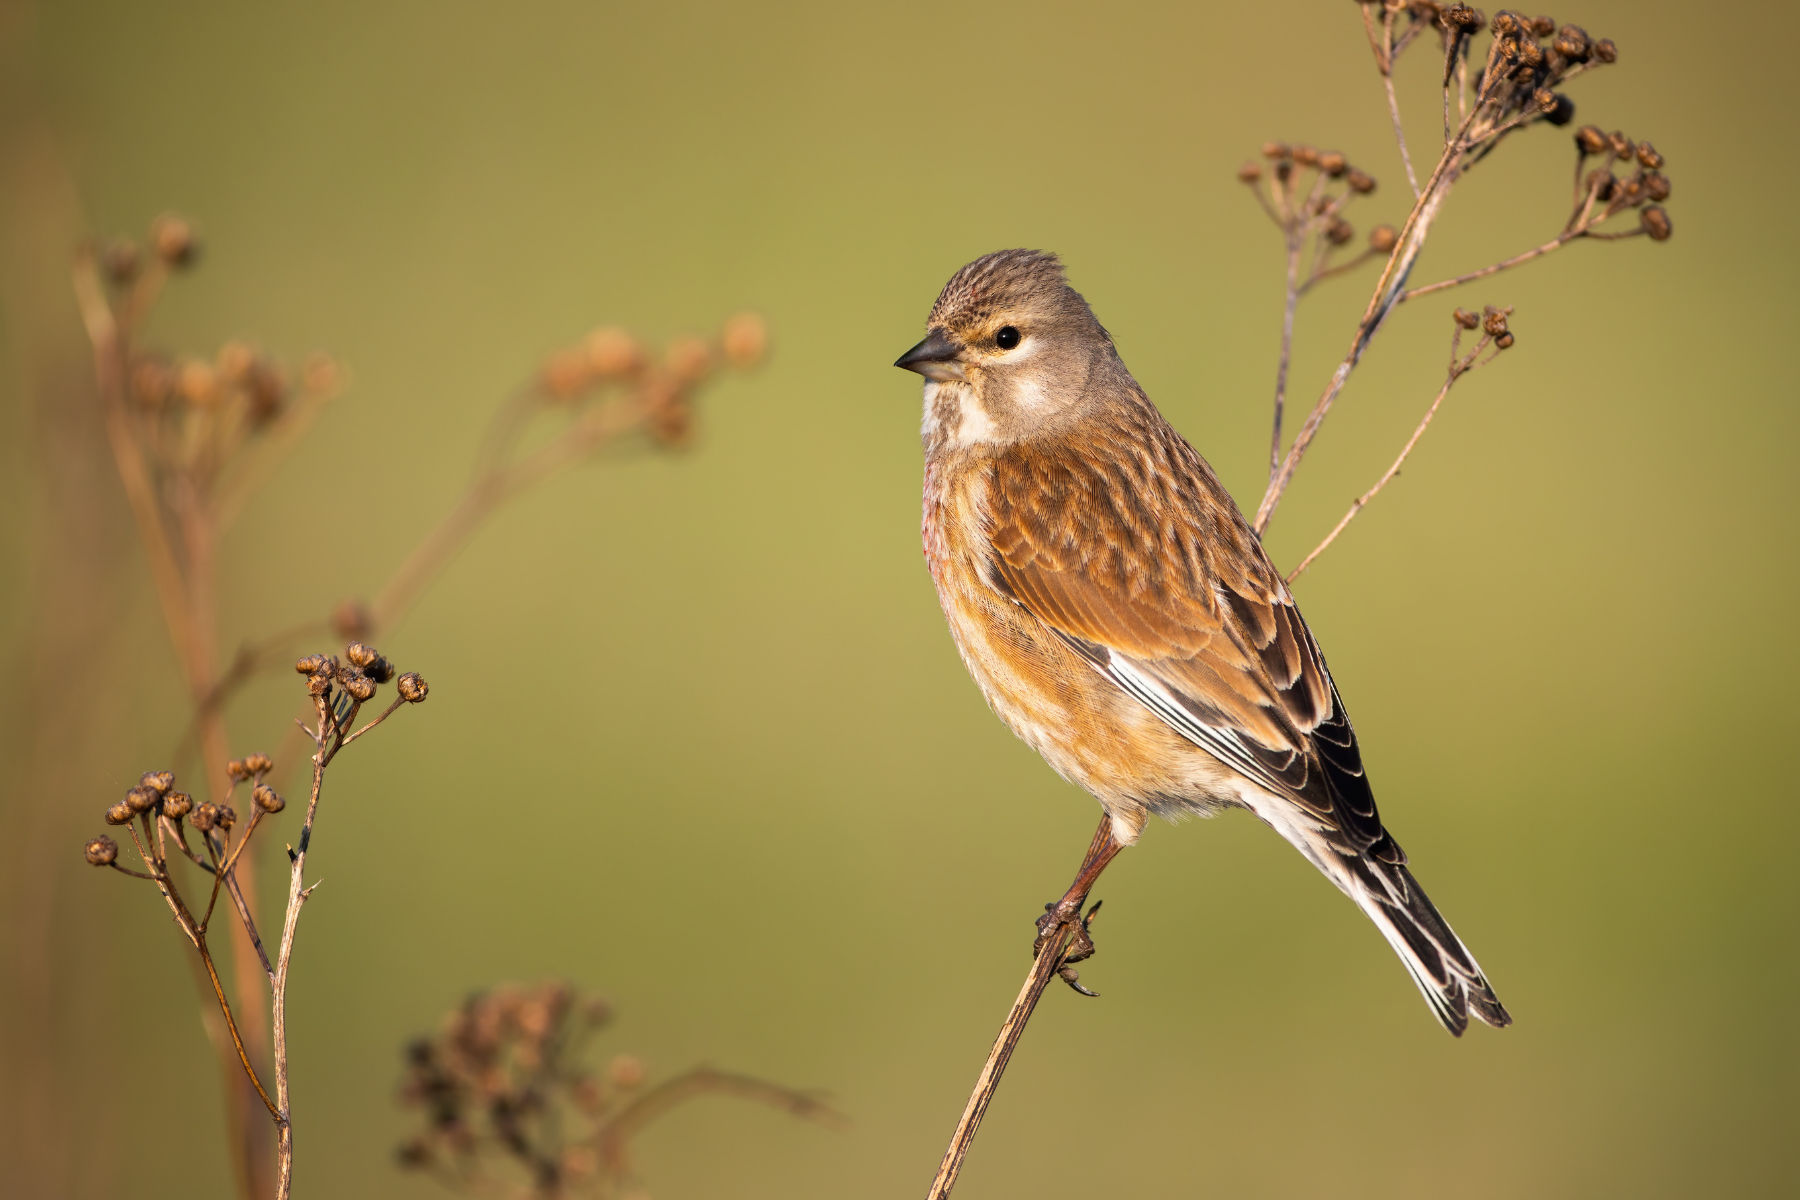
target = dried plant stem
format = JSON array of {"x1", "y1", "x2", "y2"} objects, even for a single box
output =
[
  {"x1": 599, "y1": 1068, "x2": 846, "y2": 1173},
  {"x1": 1270, "y1": 233, "x2": 1302, "y2": 480},
  {"x1": 925, "y1": 921, "x2": 1082, "y2": 1200},
  {"x1": 1365, "y1": 2, "x2": 1421, "y2": 198},
  {"x1": 1400, "y1": 229, "x2": 1583, "y2": 300}
]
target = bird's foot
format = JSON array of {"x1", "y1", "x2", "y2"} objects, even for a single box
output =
[{"x1": 1034, "y1": 898, "x2": 1103, "y2": 996}]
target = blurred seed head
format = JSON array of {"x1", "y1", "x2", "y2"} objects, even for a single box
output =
[
  {"x1": 1635, "y1": 141, "x2": 1663, "y2": 170},
  {"x1": 1317, "y1": 151, "x2": 1347, "y2": 177},
  {"x1": 1643, "y1": 172, "x2": 1670, "y2": 202},
  {"x1": 163, "y1": 792, "x2": 194, "y2": 820},
  {"x1": 139, "y1": 770, "x2": 175, "y2": 795},
  {"x1": 105, "y1": 801, "x2": 135, "y2": 826},
  {"x1": 125, "y1": 786, "x2": 159, "y2": 814},
  {"x1": 1543, "y1": 93, "x2": 1575, "y2": 125},
  {"x1": 584, "y1": 328, "x2": 647, "y2": 377},
  {"x1": 1575, "y1": 125, "x2": 1608, "y2": 155},
  {"x1": 177, "y1": 359, "x2": 221, "y2": 407},
  {"x1": 227, "y1": 758, "x2": 252, "y2": 782},
  {"x1": 541, "y1": 349, "x2": 593, "y2": 400},
  {"x1": 721, "y1": 313, "x2": 768, "y2": 369},
  {"x1": 102, "y1": 239, "x2": 141, "y2": 285},
  {"x1": 245, "y1": 753, "x2": 273, "y2": 775},
  {"x1": 1553, "y1": 24, "x2": 1589, "y2": 60},
  {"x1": 1346, "y1": 168, "x2": 1377, "y2": 195},
  {"x1": 1496, "y1": 331, "x2": 1517, "y2": 349},
  {"x1": 397, "y1": 673, "x2": 429, "y2": 703},
  {"x1": 1261, "y1": 141, "x2": 1290, "y2": 160},
  {"x1": 253, "y1": 786, "x2": 286, "y2": 814},
  {"x1": 1368, "y1": 224, "x2": 1399, "y2": 253},
  {"x1": 331, "y1": 598, "x2": 372, "y2": 641},
  {"x1": 85, "y1": 836, "x2": 119, "y2": 867},
  {"x1": 1291, "y1": 144, "x2": 1319, "y2": 167},
  {"x1": 1593, "y1": 37, "x2": 1616, "y2": 63},
  {"x1": 1236, "y1": 160, "x2": 1262, "y2": 184},
  {"x1": 1530, "y1": 14, "x2": 1554, "y2": 36},
  {"x1": 1454, "y1": 308, "x2": 1482, "y2": 330},
  {"x1": 1584, "y1": 169, "x2": 1615, "y2": 202},
  {"x1": 192, "y1": 803, "x2": 219, "y2": 832},
  {"x1": 130, "y1": 358, "x2": 175, "y2": 410},
  {"x1": 1483, "y1": 307, "x2": 1509, "y2": 336},
  {"x1": 151, "y1": 214, "x2": 199, "y2": 269},
  {"x1": 1640, "y1": 206, "x2": 1672, "y2": 241},
  {"x1": 1325, "y1": 218, "x2": 1355, "y2": 246},
  {"x1": 608, "y1": 1055, "x2": 647, "y2": 1090}
]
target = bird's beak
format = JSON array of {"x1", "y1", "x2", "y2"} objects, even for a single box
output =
[{"x1": 894, "y1": 328, "x2": 965, "y2": 381}]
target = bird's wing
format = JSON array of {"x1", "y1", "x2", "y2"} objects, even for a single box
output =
[{"x1": 982, "y1": 427, "x2": 1389, "y2": 859}]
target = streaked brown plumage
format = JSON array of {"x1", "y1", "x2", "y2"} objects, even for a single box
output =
[{"x1": 898, "y1": 249, "x2": 1509, "y2": 1035}]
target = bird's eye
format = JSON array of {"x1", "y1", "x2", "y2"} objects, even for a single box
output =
[{"x1": 995, "y1": 326, "x2": 1022, "y2": 350}]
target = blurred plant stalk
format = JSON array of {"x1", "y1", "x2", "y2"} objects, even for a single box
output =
[{"x1": 69, "y1": 218, "x2": 767, "y2": 1198}]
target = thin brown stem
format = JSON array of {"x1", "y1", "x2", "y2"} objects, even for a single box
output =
[
  {"x1": 1401, "y1": 230, "x2": 1583, "y2": 300},
  {"x1": 925, "y1": 817, "x2": 1122, "y2": 1199},
  {"x1": 1270, "y1": 231, "x2": 1302, "y2": 480},
  {"x1": 1287, "y1": 332, "x2": 1495, "y2": 583}
]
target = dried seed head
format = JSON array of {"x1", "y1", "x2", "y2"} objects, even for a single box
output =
[
  {"x1": 163, "y1": 792, "x2": 194, "y2": 820},
  {"x1": 86, "y1": 836, "x2": 120, "y2": 866},
  {"x1": 1483, "y1": 308, "x2": 1509, "y2": 336},
  {"x1": 1442, "y1": 3, "x2": 1481, "y2": 29},
  {"x1": 1553, "y1": 24, "x2": 1589, "y2": 59},
  {"x1": 363, "y1": 655, "x2": 395, "y2": 684},
  {"x1": 253, "y1": 785, "x2": 286, "y2": 814},
  {"x1": 307, "y1": 669, "x2": 332, "y2": 697},
  {"x1": 1318, "y1": 151, "x2": 1347, "y2": 177},
  {"x1": 1640, "y1": 206, "x2": 1672, "y2": 241},
  {"x1": 102, "y1": 239, "x2": 141, "y2": 285},
  {"x1": 331, "y1": 598, "x2": 372, "y2": 640},
  {"x1": 296, "y1": 654, "x2": 327, "y2": 676},
  {"x1": 191, "y1": 803, "x2": 219, "y2": 832},
  {"x1": 1530, "y1": 14, "x2": 1554, "y2": 36},
  {"x1": 1575, "y1": 125, "x2": 1608, "y2": 155},
  {"x1": 1291, "y1": 144, "x2": 1319, "y2": 166},
  {"x1": 583, "y1": 328, "x2": 646, "y2": 377},
  {"x1": 178, "y1": 359, "x2": 220, "y2": 407},
  {"x1": 1496, "y1": 331, "x2": 1516, "y2": 349},
  {"x1": 139, "y1": 770, "x2": 175, "y2": 795},
  {"x1": 397, "y1": 672, "x2": 429, "y2": 703},
  {"x1": 1593, "y1": 37, "x2": 1616, "y2": 63},
  {"x1": 1643, "y1": 172, "x2": 1670, "y2": 202},
  {"x1": 151, "y1": 214, "x2": 199, "y2": 268},
  {"x1": 346, "y1": 642, "x2": 379, "y2": 668},
  {"x1": 1454, "y1": 308, "x2": 1482, "y2": 330},
  {"x1": 246, "y1": 753, "x2": 273, "y2": 775},
  {"x1": 341, "y1": 671, "x2": 377, "y2": 702},
  {"x1": 215, "y1": 805, "x2": 237, "y2": 832},
  {"x1": 227, "y1": 758, "x2": 252, "y2": 782},
  {"x1": 1608, "y1": 131, "x2": 1632, "y2": 159},
  {"x1": 608, "y1": 1055, "x2": 647, "y2": 1089},
  {"x1": 1636, "y1": 141, "x2": 1663, "y2": 170},
  {"x1": 1236, "y1": 160, "x2": 1262, "y2": 184},
  {"x1": 1533, "y1": 88, "x2": 1557, "y2": 113},
  {"x1": 721, "y1": 313, "x2": 768, "y2": 368},
  {"x1": 105, "y1": 801, "x2": 135, "y2": 826},
  {"x1": 1346, "y1": 167, "x2": 1377, "y2": 194},
  {"x1": 1517, "y1": 40, "x2": 1544, "y2": 68},
  {"x1": 1325, "y1": 218, "x2": 1355, "y2": 246},
  {"x1": 1261, "y1": 141, "x2": 1291, "y2": 160},
  {"x1": 1543, "y1": 93, "x2": 1575, "y2": 126},
  {"x1": 125, "y1": 786, "x2": 159, "y2": 814},
  {"x1": 1584, "y1": 169, "x2": 1615, "y2": 202},
  {"x1": 1368, "y1": 224, "x2": 1399, "y2": 253}
]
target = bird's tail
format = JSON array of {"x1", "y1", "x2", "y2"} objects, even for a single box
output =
[{"x1": 1338, "y1": 851, "x2": 1511, "y2": 1036}]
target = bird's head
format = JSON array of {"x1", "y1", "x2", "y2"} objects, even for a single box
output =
[{"x1": 896, "y1": 249, "x2": 1117, "y2": 452}]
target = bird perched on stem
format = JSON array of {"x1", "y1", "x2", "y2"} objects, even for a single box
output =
[{"x1": 895, "y1": 249, "x2": 1509, "y2": 1035}]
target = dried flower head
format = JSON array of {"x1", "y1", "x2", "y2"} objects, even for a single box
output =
[
  {"x1": 227, "y1": 758, "x2": 253, "y2": 782},
  {"x1": 585, "y1": 328, "x2": 647, "y2": 377},
  {"x1": 191, "y1": 803, "x2": 219, "y2": 832},
  {"x1": 340, "y1": 670, "x2": 377, "y2": 702},
  {"x1": 245, "y1": 753, "x2": 273, "y2": 775},
  {"x1": 253, "y1": 786, "x2": 286, "y2": 814},
  {"x1": 1368, "y1": 224, "x2": 1399, "y2": 253},
  {"x1": 397, "y1": 673, "x2": 429, "y2": 703},
  {"x1": 1237, "y1": 160, "x2": 1262, "y2": 184},
  {"x1": 85, "y1": 836, "x2": 119, "y2": 866},
  {"x1": 1575, "y1": 125, "x2": 1609, "y2": 155},
  {"x1": 140, "y1": 770, "x2": 175, "y2": 795},
  {"x1": 1643, "y1": 172, "x2": 1670, "y2": 202},
  {"x1": 1454, "y1": 308, "x2": 1482, "y2": 330},
  {"x1": 1495, "y1": 331, "x2": 1516, "y2": 349},
  {"x1": 1346, "y1": 167, "x2": 1377, "y2": 194},
  {"x1": 125, "y1": 786, "x2": 159, "y2": 814},
  {"x1": 1554, "y1": 24, "x2": 1590, "y2": 60},
  {"x1": 721, "y1": 313, "x2": 768, "y2": 368},
  {"x1": 296, "y1": 653, "x2": 328, "y2": 676},
  {"x1": 163, "y1": 792, "x2": 194, "y2": 820},
  {"x1": 1482, "y1": 307, "x2": 1509, "y2": 337},
  {"x1": 1640, "y1": 206, "x2": 1672, "y2": 241},
  {"x1": 346, "y1": 642, "x2": 379, "y2": 668},
  {"x1": 1593, "y1": 37, "x2": 1616, "y2": 63},
  {"x1": 215, "y1": 805, "x2": 237, "y2": 832},
  {"x1": 1292, "y1": 144, "x2": 1319, "y2": 167},
  {"x1": 363, "y1": 655, "x2": 395, "y2": 684},
  {"x1": 1636, "y1": 141, "x2": 1663, "y2": 170},
  {"x1": 1325, "y1": 218, "x2": 1355, "y2": 247},
  {"x1": 1261, "y1": 141, "x2": 1290, "y2": 160},
  {"x1": 1317, "y1": 150, "x2": 1348, "y2": 177},
  {"x1": 1530, "y1": 14, "x2": 1554, "y2": 36},
  {"x1": 151, "y1": 214, "x2": 199, "y2": 268},
  {"x1": 105, "y1": 801, "x2": 135, "y2": 826}
]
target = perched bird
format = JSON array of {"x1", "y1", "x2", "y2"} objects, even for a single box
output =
[{"x1": 895, "y1": 249, "x2": 1509, "y2": 1035}]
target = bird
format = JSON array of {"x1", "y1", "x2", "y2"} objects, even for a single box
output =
[{"x1": 894, "y1": 248, "x2": 1509, "y2": 1035}]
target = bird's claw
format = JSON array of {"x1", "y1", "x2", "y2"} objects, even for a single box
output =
[{"x1": 1034, "y1": 899, "x2": 1103, "y2": 996}]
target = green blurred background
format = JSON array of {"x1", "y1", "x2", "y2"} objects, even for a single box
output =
[{"x1": 3, "y1": 0, "x2": 1795, "y2": 1196}]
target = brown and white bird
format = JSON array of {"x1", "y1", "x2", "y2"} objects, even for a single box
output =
[{"x1": 896, "y1": 249, "x2": 1509, "y2": 1035}]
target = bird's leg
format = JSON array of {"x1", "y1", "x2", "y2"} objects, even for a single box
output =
[{"x1": 1033, "y1": 816, "x2": 1125, "y2": 993}]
